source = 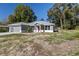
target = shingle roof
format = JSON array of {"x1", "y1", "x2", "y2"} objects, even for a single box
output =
[
  {"x1": 8, "y1": 21, "x2": 55, "y2": 26},
  {"x1": 0, "y1": 25, "x2": 8, "y2": 27},
  {"x1": 28, "y1": 21, "x2": 55, "y2": 26},
  {"x1": 8, "y1": 22, "x2": 28, "y2": 26}
]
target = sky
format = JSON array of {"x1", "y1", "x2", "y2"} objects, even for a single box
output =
[{"x1": 0, "y1": 3, "x2": 53, "y2": 22}]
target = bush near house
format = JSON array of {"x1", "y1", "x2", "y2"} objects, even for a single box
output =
[
  {"x1": 0, "y1": 27, "x2": 8, "y2": 32},
  {"x1": 25, "y1": 26, "x2": 33, "y2": 32},
  {"x1": 27, "y1": 26, "x2": 33, "y2": 32},
  {"x1": 75, "y1": 26, "x2": 79, "y2": 30}
]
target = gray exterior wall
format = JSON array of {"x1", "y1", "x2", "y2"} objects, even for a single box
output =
[
  {"x1": 9, "y1": 25, "x2": 21, "y2": 33},
  {"x1": 8, "y1": 22, "x2": 55, "y2": 33},
  {"x1": 9, "y1": 25, "x2": 28, "y2": 33},
  {"x1": 9, "y1": 25, "x2": 55, "y2": 33},
  {"x1": 50, "y1": 25, "x2": 54, "y2": 30}
]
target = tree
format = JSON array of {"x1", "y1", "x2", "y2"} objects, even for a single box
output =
[
  {"x1": 48, "y1": 3, "x2": 78, "y2": 29},
  {"x1": 8, "y1": 4, "x2": 37, "y2": 24},
  {"x1": 8, "y1": 15, "x2": 16, "y2": 24},
  {"x1": 48, "y1": 4, "x2": 64, "y2": 29},
  {"x1": 75, "y1": 4, "x2": 79, "y2": 26}
]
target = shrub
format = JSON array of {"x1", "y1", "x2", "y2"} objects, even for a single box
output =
[
  {"x1": 0, "y1": 27, "x2": 8, "y2": 32},
  {"x1": 73, "y1": 32, "x2": 79, "y2": 38},
  {"x1": 75, "y1": 26, "x2": 79, "y2": 30},
  {"x1": 27, "y1": 26, "x2": 33, "y2": 32},
  {"x1": 73, "y1": 51, "x2": 79, "y2": 56},
  {"x1": 25, "y1": 26, "x2": 33, "y2": 32}
]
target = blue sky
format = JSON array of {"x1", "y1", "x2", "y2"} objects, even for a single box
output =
[{"x1": 0, "y1": 3, "x2": 53, "y2": 21}]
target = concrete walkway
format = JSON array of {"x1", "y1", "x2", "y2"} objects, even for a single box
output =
[{"x1": 0, "y1": 32, "x2": 21, "y2": 36}]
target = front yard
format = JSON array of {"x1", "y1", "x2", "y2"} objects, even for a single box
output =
[{"x1": 0, "y1": 30, "x2": 79, "y2": 55}]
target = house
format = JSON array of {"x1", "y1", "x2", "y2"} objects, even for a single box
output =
[{"x1": 8, "y1": 21, "x2": 56, "y2": 33}]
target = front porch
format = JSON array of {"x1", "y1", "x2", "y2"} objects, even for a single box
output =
[{"x1": 33, "y1": 25, "x2": 54, "y2": 32}]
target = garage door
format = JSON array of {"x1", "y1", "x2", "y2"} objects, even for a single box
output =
[{"x1": 11, "y1": 26, "x2": 21, "y2": 32}]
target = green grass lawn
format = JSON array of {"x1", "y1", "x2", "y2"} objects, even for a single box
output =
[{"x1": 0, "y1": 30, "x2": 79, "y2": 56}]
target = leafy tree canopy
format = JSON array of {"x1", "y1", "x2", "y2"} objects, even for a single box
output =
[
  {"x1": 48, "y1": 3, "x2": 79, "y2": 29},
  {"x1": 8, "y1": 4, "x2": 37, "y2": 24}
]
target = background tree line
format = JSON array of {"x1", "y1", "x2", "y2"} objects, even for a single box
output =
[
  {"x1": 7, "y1": 3, "x2": 79, "y2": 30},
  {"x1": 48, "y1": 3, "x2": 79, "y2": 30}
]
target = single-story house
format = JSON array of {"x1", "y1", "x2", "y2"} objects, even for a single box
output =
[{"x1": 8, "y1": 21, "x2": 57, "y2": 33}]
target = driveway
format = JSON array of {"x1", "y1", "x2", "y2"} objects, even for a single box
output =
[{"x1": 0, "y1": 32, "x2": 21, "y2": 36}]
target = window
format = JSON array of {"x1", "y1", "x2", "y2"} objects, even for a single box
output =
[
  {"x1": 45, "y1": 26, "x2": 50, "y2": 30},
  {"x1": 11, "y1": 27, "x2": 14, "y2": 32},
  {"x1": 21, "y1": 25, "x2": 27, "y2": 30},
  {"x1": 48, "y1": 26, "x2": 50, "y2": 30},
  {"x1": 45, "y1": 26, "x2": 47, "y2": 30}
]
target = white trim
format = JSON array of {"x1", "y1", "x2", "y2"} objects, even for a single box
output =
[
  {"x1": 45, "y1": 30, "x2": 53, "y2": 32},
  {"x1": 33, "y1": 30, "x2": 53, "y2": 32}
]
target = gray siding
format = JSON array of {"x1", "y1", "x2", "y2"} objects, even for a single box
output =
[
  {"x1": 9, "y1": 25, "x2": 21, "y2": 32},
  {"x1": 50, "y1": 25, "x2": 53, "y2": 30}
]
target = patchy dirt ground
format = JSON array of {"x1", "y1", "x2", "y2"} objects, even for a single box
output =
[{"x1": 0, "y1": 31, "x2": 79, "y2": 56}]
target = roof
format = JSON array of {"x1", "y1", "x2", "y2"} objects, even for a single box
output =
[
  {"x1": 0, "y1": 25, "x2": 8, "y2": 27},
  {"x1": 8, "y1": 22, "x2": 29, "y2": 26},
  {"x1": 28, "y1": 21, "x2": 55, "y2": 26},
  {"x1": 8, "y1": 21, "x2": 55, "y2": 26},
  {"x1": 0, "y1": 24, "x2": 8, "y2": 27}
]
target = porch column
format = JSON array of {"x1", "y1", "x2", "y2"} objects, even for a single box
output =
[
  {"x1": 39, "y1": 25, "x2": 41, "y2": 32},
  {"x1": 43, "y1": 25, "x2": 45, "y2": 32},
  {"x1": 34, "y1": 25, "x2": 37, "y2": 32},
  {"x1": 41, "y1": 25, "x2": 45, "y2": 32}
]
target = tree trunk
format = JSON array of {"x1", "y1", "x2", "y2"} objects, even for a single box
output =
[
  {"x1": 63, "y1": 13, "x2": 66, "y2": 29},
  {"x1": 60, "y1": 18, "x2": 63, "y2": 30}
]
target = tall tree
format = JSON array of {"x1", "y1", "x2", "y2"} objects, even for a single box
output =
[
  {"x1": 48, "y1": 3, "x2": 78, "y2": 29},
  {"x1": 8, "y1": 4, "x2": 37, "y2": 24},
  {"x1": 75, "y1": 4, "x2": 79, "y2": 26}
]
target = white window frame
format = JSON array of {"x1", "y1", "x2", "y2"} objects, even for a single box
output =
[{"x1": 45, "y1": 26, "x2": 50, "y2": 30}]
